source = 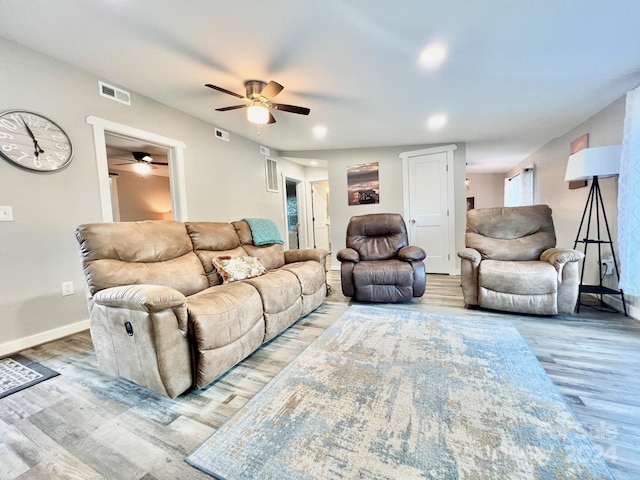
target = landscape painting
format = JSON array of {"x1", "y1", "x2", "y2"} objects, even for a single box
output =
[{"x1": 347, "y1": 162, "x2": 380, "y2": 205}]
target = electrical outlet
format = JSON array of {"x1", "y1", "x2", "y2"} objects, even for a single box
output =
[
  {"x1": 0, "y1": 206, "x2": 13, "y2": 222},
  {"x1": 62, "y1": 281, "x2": 74, "y2": 296},
  {"x1": 601, "y1": 259, "x2": 615, "y2": 275}
]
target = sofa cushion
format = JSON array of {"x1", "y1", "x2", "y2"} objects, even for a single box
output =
[
  {"x1": 479, "y1": 260, "x2": 557, "y2": 295},
  {"x1": 466, "y1": 205, "x2": 556, "y2": 261},
  {"x1": 212, "y1": 255, "x2": 267, "y2": 284},
  {"x1": 76, "y1": 221, "x2": 208, "y2": 296},
  {"x1": 243, "y1": 243, "x2": 286, "y2": 270},
  {"x1": 187, "y1": 282, "x2": 264, "y2": 351},
  {"x1": 281, "y1": 261, "x2": 326, "y2": 295},
  {"x1": 244, "y1": 269, "x2": 302, "y2": 314}
]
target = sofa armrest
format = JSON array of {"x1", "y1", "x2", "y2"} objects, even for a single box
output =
[
  {"x1": 93, "y1": 284, "x2": 188, "y2": 335},
  {"x1": 284, "y1": 248, "x2": 328, "y2": 265},
  {"x1": 337, "y1": 248, "x2": 359, "y2": 263},
  {"x1": 398, "y1": 245, "x2": 426, "y2": 262},
  {"x1": 457, "y1": 248, "x2": 481, "y2": 267}
]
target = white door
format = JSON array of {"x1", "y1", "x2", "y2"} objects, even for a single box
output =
[
  {"x1": 402, "y1": 146, "x2": 456, "y2": 274},
  {"x1": 311, "y1": 181, "x2": 331, "y2": 251}
]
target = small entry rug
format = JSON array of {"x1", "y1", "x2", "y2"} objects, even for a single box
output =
[
  {"x1": 0, "y1": 354, "x2": 59, "y2": 399},
  {"x1": 187, "y1": 305, "x2": 613, "y2": 479}
]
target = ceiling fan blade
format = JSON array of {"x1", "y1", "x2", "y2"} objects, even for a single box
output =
[
  {"x1": 215, "y1": 104, "x2": 248, "y2": 112},
  {"x1": 271, "y1": 103, "x2": 310, "y2": 115},
  {"x1": 151, "y1": 161, "x2": 169, "y2": 166},
  {"x1": 261, "y1": 81, "x2": 284, "y2": 100},
  {"x1": 267, "y1": 112, "x2": 276, "y2": 124},
  {"x1": 205, "y1": 83, "x2": 246, "y2": 99}
]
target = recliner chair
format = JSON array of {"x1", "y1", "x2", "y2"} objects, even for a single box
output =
[
  {"x1": 337, "y1": 213, "x2": 426, "y2": 302},
  {"x1": 457, "y1": 205, "x2": 584, "y2": 315}
]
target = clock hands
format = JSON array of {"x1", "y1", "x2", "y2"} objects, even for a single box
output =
[{"x1": 20, "y1": 115, "x2": 45, "y2": 157}]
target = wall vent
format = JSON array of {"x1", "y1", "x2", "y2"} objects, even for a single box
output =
[
  {"x1": 98, "y1": 81, "x2": 131, "y2": 105},
  {"x1": 215, "y1": 128, "x2": 230, "y2": 141},
  {"x1": 265, "y1": 158, "x2": 279, "y2": 192},
  {"x1": 259, "y1": 145, "x2": 270, "y2": 156}
]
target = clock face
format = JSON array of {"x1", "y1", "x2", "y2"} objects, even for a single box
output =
[{"x1": 0, "y1": 110, "x2": 73, "y2": 172}]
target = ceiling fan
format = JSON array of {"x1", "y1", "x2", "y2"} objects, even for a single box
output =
[
  {"x1": 112, "y1": 151, "x2": 168, "y2": 174},
  {"x1": 205, "y1": 80, "x2": 310, "y2": 125}
]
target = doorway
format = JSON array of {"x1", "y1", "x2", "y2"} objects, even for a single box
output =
[
  {"x1": 105, "y1": 134, "x2": 172, "y2": 221},
  {"x1": 285, "y1": 178, "x2": 301, "y2": 249},
  {"x1": 86, "y1": 116, "x2": 188, "y2": 222},
  {"x1": 311, "y1": 180, "x2": 331, "y2": 251}
]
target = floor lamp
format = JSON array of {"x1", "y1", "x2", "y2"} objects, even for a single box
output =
[{"x1": 564, "y1": 145, "x2": 627, "y2": 315}]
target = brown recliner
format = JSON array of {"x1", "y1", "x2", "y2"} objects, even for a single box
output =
[
  {"x1": 457, "y1": 205, "x2": 584, "y2": 315},
  {"x1": 337, "y1": 213, "x2": 426, "y2": 302}
]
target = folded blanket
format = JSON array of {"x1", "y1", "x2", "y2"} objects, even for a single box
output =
[{"x1": 243, "y1": 218, "x2": 284, "y2": 245}]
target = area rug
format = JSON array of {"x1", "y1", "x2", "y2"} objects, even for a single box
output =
[
  {"x1": 187, "y1": 305, "x2": 613, "y2": 479},
  {"x1": 0, "y1": 354, "x2": 59, "y2": 399}
]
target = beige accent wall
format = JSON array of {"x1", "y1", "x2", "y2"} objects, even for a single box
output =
[
  {"x1": 465, "y1": 173, "x2": 505, "y2": 209},
  {"x1": 506, "y1": 95, "x2": 634, "y2": 314},
  {"x1": 113, "y1": 171, "x2": 173, "y2": 221}
]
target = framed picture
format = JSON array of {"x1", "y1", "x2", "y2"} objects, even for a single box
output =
[
  {"x1": 568, "y1": 134, "x2": 589, "y2": 189},
  {"x1": 466, "y1": 197, "x2": 475, "y2": 211},
  {"x1": 347, "y1": 162, "x2": 380, "y2": 205}
]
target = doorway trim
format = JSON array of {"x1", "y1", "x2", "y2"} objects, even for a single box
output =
[{"x1": 86, "y1": 116, "x2": 188, "y2": 221}]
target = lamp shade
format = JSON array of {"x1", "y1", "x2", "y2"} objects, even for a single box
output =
[{"x1": 564, "y1": 145, "x2": 621, "y2": 182}]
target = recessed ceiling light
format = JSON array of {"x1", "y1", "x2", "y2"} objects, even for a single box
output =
[
  {"x1": 310, "y1": 160, "x2": 318, "y2": 166},
  {"x1": 313, "y1": 125, "x2": 328, "y2": 139},
  {"x1": 427, "y1": 114, "x2": 447, "y2": 130},
  {"x1": 419, "y1": 44, "x2": 446, "y2": 68}
]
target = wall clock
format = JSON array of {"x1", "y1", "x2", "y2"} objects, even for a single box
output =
[{"x1": 0, "y1": 110, "x2": 73, "y2": 172}]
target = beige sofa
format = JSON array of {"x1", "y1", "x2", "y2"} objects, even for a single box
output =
[
  {"x1": 457, "y1": 205, "x2": 584, "y2": 315},
  {"x1": 75, "y1": 220, "x2": 328, "y2": 398}
]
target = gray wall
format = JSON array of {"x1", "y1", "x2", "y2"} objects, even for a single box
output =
[{"x1": 0, "y1": 38, "x2": 306, "y2": 352}]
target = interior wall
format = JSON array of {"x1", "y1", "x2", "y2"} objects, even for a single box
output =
[
  {"x1": 284, "y1": 144, "x2": 467, "y2": 270},
  {"x1": 506, "y1": 95, "x2": 635, "y2": 314},
  {"x1": 465, "y1": 173, "x2": 505, "y2": 209},
  {"x1": 0, "y1": 37, "x2": 306, "y2": 352},
  {"x1": 113, "y1": 171, "x2": 172, "y2": 221}
]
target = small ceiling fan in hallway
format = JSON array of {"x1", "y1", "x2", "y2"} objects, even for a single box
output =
[{"x1": 205, "y1": 80, "x2": 310, "y2": 125}]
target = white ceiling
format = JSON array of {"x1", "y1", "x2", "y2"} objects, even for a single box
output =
[{"x1": 2, "y1": 1, "x2": 639, "y2": 173}]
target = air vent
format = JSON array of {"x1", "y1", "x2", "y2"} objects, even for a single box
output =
[
  {"x1": 265, "y1": 158, "x2": 279, "y2": 192},
  {"x1": 260, "y1": 145, "x2": 270, "y2": 156},
  {"x1": 98, "y1": 81, "x2": 131, "y2": 105},
  {"x1": 214, "y1": 128, "x2": 229, "y2": 141}
]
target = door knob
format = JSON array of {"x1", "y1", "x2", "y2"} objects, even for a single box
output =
[{"x1": 411, "y1": 219, "x2": 416, "y2": 224}]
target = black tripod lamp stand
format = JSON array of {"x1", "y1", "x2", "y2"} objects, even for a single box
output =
[{"x1": 564, "y1": 144, "x2": 627, "y2": 315}]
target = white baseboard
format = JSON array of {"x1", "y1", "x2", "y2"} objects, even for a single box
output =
[{"x1": 0, "y1": 319, "x2": 90, "y2": 357}]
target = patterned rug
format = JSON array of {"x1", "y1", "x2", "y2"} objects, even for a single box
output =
[
  {"x1": 187, "y1": 305, "x2": 613, "y2": 479},
  {"x1": 0, "y1": 354, "x2": 59, "y2": 399}
]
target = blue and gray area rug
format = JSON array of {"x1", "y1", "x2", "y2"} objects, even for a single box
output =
[
  {"x1": 0, "y1": 354, "x2": 59, "y2": 399},
  {"x1": 187, "y1": 305, "x2": 613, "y2": 479}
]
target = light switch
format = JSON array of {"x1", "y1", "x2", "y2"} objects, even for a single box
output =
[{"x1": 0, "y1": 206, "x2": 13, "y2": 222}]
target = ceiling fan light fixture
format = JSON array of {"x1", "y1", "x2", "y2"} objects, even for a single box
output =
[
  {"x1": 247, "y1": 104, "x2": 270, "y2": 125},
  {"x1": 133, "y1": 162, "x2": 152, "y2": 175}
]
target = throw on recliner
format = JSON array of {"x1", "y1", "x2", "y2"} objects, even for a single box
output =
[{"x1": 337, "y1": 213, "x2": 426, "y2": 302}]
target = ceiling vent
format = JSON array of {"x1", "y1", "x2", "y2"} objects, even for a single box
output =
[{"x1": 98, "y1": 81, "x2": 131, "y2": 105}]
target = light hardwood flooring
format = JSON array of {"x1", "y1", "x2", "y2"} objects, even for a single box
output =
[{"x1": 1, "y1": 271, "x2": 639, "y2": 479}]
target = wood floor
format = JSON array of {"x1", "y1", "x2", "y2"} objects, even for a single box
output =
[{"x1": 1, "y1": 272, "x2": 639, "y2": 479}]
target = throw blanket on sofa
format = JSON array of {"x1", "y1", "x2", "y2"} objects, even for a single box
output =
[{"x1": 243, "y1": 218, "x2": 284, "y2": 245}]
